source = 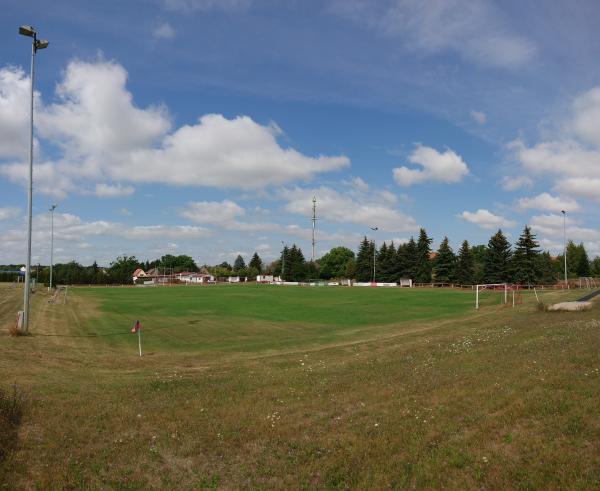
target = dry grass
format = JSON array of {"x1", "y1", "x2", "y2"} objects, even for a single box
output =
[{"x1": 0, "y1": 284, "x2": 599, "y2": 489}]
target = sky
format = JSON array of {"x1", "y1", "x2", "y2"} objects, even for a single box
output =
[{"x1": 1, "y1": 0, "x2": 599, "y2": 267}]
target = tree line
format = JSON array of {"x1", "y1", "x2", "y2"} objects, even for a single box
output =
[{"x1": 1, "y1": 225, "x2": 599, "y2": 285}]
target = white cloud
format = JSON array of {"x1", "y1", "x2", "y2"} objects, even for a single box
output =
[
  {"x1": 517, "y1": 192, "x2": 580, "y2": 213},
  {"x1": 554, "y1": 177, "x2": 600, "y2": 202},
  {"x1": 530, "y1": 213, "x2": 600, "y2": 256},
  {"x1": 0, "y1": 61, "x2": 350, "y2": 196},
  {"x1": 500, "y1": 175, "x2": 533, "y2": 191},
  {"x1": 329, "y1": 0, "x2": 535, "y2": 68},
  {"x1": 470, "y1": 110, "x2": 487, "y2": 125},
  {"x1": 460, "y1": 209, "x2": 516, "y2": 230},
  {"x1": 570, "y1": 87, "x2": 600, "y2": 145},
  {"x1": 0, "y1": 67, "x2": 32, "y2": 159},
  {"x1": 94, "y1": 183, "x2": 135, "y2": 198},
  {"x1": 0, "y1": 207, "x2": 20, "y2": 221},
  {"x1": 511, "y1": 86, "x2": 600, "y2": 205},
  {"x1": 393, "y1": 144, "x2": 469, "y2": 186},
  {"x1": 163, "y1": 0, "x2": 252, "y2": 12},
  {"x1": 152, "y1": 22, "x2": 176, "y2": 40},
  {"x1": 283, "y1": 185, "x2": 417, "y2": 233},
  {"x1": 124, "y1": 114, "x2": 350, "y2": 188},
  {"x1": 180, "y1": 200, "x2": 245, "y2": 225}
]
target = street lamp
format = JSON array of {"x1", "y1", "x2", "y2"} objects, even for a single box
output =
[
  {"x1": 281, "y1": 241, "x2": 286, "y2": 282},
  {"x1": 49, "y1": 204, "x2": 57, "y2": 292},
  {"x1": 19, "y1": 25, "x2": 49, "y2": 334},
  {"x1": 561, "y1": 210, "x2": 568, "y2": 288},
  {"x1": 370, "y1": 227, "x2": 378, "y2": 283}
]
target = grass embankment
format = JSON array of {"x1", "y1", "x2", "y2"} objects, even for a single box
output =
[{"x1": 0, "y1": 284, "x2": 598, "y2": 489}]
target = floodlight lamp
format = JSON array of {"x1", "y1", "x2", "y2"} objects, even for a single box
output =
[
  {"x1": 35, "y1": 39, "x2": 49, "y2": 50},
  {"x1": 19, "y1": 25, "x2": 36, "y2": 37}
]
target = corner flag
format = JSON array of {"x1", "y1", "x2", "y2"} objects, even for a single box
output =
[
  {"x1": 131, "y1": 320, "x2": 141, "y2": 333},
  {"x1": 131, "y1": 320, "x2": 142, "y2": 356}
]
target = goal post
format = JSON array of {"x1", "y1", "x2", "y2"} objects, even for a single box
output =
[{"x1": 475, "y1": 283, "x2": 508, "y2": 309}]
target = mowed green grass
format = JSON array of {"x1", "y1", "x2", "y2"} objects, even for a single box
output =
[
  {"x1": 2, "y1": 284, "x2": 599, "y2": 489},
  {"x1": 75, "y1": 285, "x2": 478, "y2": 354}
]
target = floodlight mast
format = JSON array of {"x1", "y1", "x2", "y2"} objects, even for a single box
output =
[
  {"x1": 19, "y1": 25, "x2": 49, "y2": 334},
  {"x1": 370, "y1": 227, "x2": 378, "y2": 283},
  {"x1": 49, "y1": 204, "x2": 57, "y2": 292},
  {"x1": 562, "y1": 210, "x2": 567, "y2": 287},
  {"x1": 281, "y1": 241, "x2": 286, "y2": 282}
]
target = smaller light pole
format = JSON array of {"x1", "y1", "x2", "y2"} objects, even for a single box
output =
[
  {"x1": 370, "y1": 227, "x2": 378, "y2": 283},
  {"x1": 281, "y1": 241, "x2": 286, "y2": 281},
  {"x1": 49, "y1": 204, "x2": 57, "y2": 292},
  {"x1": 561, "y1": 210, "x2": 568, "y2": 287}
]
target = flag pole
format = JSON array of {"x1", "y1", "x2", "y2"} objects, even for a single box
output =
[{"x1": 138, "y1": 327, "x2": 142, "y2": 357}]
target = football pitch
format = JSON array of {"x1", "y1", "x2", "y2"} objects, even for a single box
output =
[
  {"x1": 1, "y1": 284, "x2": 599, "y2": 489},
  {"x1": 75, "y1": 285, "x2": 481, "y2": 354}
]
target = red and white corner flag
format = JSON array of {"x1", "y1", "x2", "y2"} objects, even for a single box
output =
[{"x1": 131, "y1": 320, "x2": 142, "y2": 356}]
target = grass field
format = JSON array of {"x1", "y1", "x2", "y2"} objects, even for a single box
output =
[{"x1": 1, "y1": 283, "x2": 599, "y2": 489}]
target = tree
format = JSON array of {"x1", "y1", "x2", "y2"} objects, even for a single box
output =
[
  {"x1": 576, "y1": 243, "x2": 591, "y2": 277},
  {"x1": 400, "y1": 237, "x2": 418, "y2": 279},
  {"x1": 286, "y1": 244, "x2": 307, "y2": 281},
  {"x1": 319, "y1": 247, "x2": 355, "y2": 279},
  {"x1": 233, "y1": 254, "x2": 246, "y2": 272},
  {"x1": 108, "y1": 256, "x2": 140, "y2": 284},
  {"x1": 591, "y1": 257, "x2": 600, "y2": 276},
  {"x1": 377, "y1": 242, "x2": 397, "y2": 282},
  {"x1": 159, "y1": 254, "x2": 198, "y2": 273},
  {"x1": 535, "y1": 252, "x2": 558, "y2": 284},
  {"x1": 355, "y1": 236, "x2": 375, "y2": 282},
  {"x1": 471, "y1": 244, "x2": 487, "y2": 284},
  {"x1": 415, "y1": 228, "x2": 433, "y2": 283},
  {"x1": 249, "y1": 252, "x2": 263, "y2": 273},
  {"x1": 455, "y1": 240, "x2": 475, "y2": 285},
  {"x1": 432, "y1": 237, "x2": 456, "y2": 283},
  {"x1": 484, "y1": 230, "x2": 512, "y2": 283},
  {"x1": 512, "y1": 226, "x2": 540, "y2": 285}
]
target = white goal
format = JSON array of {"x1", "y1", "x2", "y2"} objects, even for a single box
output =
[{"x1": 475, "y1": 283, "x2": 508, "y2": 310}]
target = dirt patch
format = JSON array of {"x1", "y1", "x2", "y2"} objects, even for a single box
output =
[{"x1": 548, "y1": 301, "x2": 593, "y2": 312}]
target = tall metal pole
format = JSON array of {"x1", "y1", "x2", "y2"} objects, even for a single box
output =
[
  {"x1": 311, "y1": 196, "x2": 317, "y2": 262},
  {"x1": 22, "y1": 40, "x2": 36, "y2": 334},
  {"x1": 563, "y1": 211, "x2": 567, "y2": 285},
  {"x1": 370, "y1": 227, "x2": 378, "y2": 283},
  {"x1": 281, "y1": 241, "x2": 285, "y2": 281},
  {"x1": 19, "y1": 25, "x2": 48, "y2": 334},
  {"x1": 49, "y1": 204, "x2": 57, "y2": 291}
]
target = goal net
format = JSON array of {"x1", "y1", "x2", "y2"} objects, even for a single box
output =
[{"x1": 475, "y1": 283, "x2": 508, "y2": 309}]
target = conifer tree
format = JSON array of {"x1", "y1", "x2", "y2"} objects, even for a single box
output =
[
  {"x1": 455, "y1": 240, "x2": 475, "y2": 285},
  {"x1": 415, "y1": 228, "x2": 433, "y2": 283},
  {"x1": 355, "y1": 236, "x2": 375, "y2": 282},
  {"x1": 512, "y1": 225, "x2": 540, "y2": 284},
  {"x1": 432, "y1": 237, "x2": 456, "y2": 283},
  {"x1": 233, "y1": 254, "x2": 246, "y2": 272},
  {"x1": 395, "y1": 242, "x2": 410, "y2": 278},
  {"x1": 402, "y1": 237, "x2": 419, "y2": 281},
  {"x1": 576, "y1": 243, "x2": 591, "y2": 277},
  {"x1": 248, "y1": 252, "x2": 263, "y2": 273},
  {"x1": 484, "y1": 229, "x2": 512, "y2": 283},
  {"x1": 286, "y1": 244, "x2": 307, "y2": 281},
  {"x1": 535, "y1": 252, "x2": 558, "y2": 284},
  {"x1": 382, "y1": 242, "x2": 398, "y2": 282}
]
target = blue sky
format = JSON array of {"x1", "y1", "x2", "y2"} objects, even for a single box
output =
[{"x1": 1, "y1": 0, "x2": 599, "y2": 266}]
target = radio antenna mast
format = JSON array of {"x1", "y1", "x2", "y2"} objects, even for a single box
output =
[{"x1": 311, "y1": 196, "x2": 317, "y2": 262}]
